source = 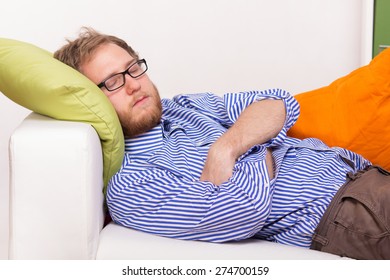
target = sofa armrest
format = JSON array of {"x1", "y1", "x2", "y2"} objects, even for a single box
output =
[{"x1": 8, "y1": 113, "x2": 104, "y2": 259}]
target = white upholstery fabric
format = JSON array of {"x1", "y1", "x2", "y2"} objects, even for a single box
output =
[
  {"x1": 9, "y1": 113, "x2": 104, "y2": 259},
  {"x1": 8, "y1": 113, "x2": 345, "y2": 260},
  {"x1": 97, "y1": 223, "x2": 344, "y2": 260}
]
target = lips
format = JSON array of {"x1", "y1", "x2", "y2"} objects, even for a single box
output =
[{"x1": 133, "y1": 95, "x2": 148, "y2": 107}]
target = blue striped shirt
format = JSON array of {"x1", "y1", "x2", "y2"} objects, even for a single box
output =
[{"x1": 106, "y1": 89, "x2": 371, "y2": 247}]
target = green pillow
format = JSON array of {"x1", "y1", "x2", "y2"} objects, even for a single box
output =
[{"x1": 0, "y1": 38, "x2": 124, "y2": 192}]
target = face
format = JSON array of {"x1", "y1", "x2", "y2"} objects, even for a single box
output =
[{"x1": 81, "y1": 43, "x2": 162, "y2": 138}]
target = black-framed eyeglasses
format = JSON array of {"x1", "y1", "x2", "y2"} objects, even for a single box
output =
[{"x1": 97, "y1": 59, "x2": 148, "y2": 92}]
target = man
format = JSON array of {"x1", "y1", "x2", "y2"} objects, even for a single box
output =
[{"x1": 55, "y1": 28, "x2": 390, "y2": 259}]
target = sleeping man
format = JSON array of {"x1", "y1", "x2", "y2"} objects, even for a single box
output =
[{"x1": 54, "y1": 27, "x2": 390, "y2": 259}]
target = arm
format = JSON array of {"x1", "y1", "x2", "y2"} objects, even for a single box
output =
[
  {"x1": 107, "y1": 151, "x2": 273, "y2": 243},
  {"x1": 201, "y1": 99, "x2": 285, "y2": 185},
  {"x1": 107, "y1": 90, "x2": 300, "y2": 243}
]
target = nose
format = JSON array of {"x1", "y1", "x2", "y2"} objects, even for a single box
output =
[{"x1": 123, "y1": 73, "x2": 141, "y2": 95}]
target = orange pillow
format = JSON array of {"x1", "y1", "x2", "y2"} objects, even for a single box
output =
[{"x1": 288, "y1": 48, "x2": 390, "y2": 171}]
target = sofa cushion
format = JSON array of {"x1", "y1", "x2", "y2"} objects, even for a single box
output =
[
  {"x1": 288, "y1": 48, "x2": 390, "y2": 171},
  {"x1": 0, "y1": 38, "x2": 124, "y2": 191},
  {"x1": 97, "y1": 223, "x2": 346, "y2": 259}
]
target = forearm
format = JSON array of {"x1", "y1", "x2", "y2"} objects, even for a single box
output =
[
  {"x1": 217, "y1": 99, "x2": 286, "y2": 160},
  {"x1": 201, "y1": 99, "x2": 285, "y2": 184}
]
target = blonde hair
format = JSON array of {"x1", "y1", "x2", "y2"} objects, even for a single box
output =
[{"x1": 54, "y1": 27, "x2": 139, "y2": 71}]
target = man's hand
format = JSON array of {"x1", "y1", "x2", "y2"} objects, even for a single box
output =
[
  {"x1": 200, "y1": 138, "x2": 236, "y2": 185},
  {"x1": 200, "y1": 99, "x2": 284, "y2": 185},
  {"x1": 200, "y1": 140, "x2": 275, "y2": 185}
]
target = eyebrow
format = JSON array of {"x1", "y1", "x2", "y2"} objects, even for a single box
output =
[{"x1": 102, "y1": 59, "x2": 137, "y2": 82}]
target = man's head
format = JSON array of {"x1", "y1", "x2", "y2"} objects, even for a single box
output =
[{"x1": 54, "y1": 27, "x2": 162, "y2": 138}]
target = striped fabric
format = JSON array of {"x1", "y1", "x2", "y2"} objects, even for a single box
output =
[{"x1": 106, "y1": 89, "x2": 371, "y2": 247}]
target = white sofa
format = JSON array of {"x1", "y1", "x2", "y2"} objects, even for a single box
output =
[{"x1": 8, "y1": 113, "x2": 346, "y2": 260}]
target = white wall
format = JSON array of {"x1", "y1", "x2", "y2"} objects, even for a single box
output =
[{"x1": 0, "y1": 0, "x2": 373, "y2": 259}]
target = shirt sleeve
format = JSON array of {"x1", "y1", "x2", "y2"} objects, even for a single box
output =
[
  {"x1": 172, "y1": 89, "x2": 300, "y2": 147},
  {"x1": 223, "y1": 88, "x2": 300, "y2": 148},
  {"x1": 107, "y1": 147, "x2": 273, "y2": 242},
  {"x1": 171, "y1": 92, "x2": 234, "y2": 128}
]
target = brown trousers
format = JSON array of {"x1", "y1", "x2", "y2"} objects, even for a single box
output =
[{"x1": 311, "y1": 165, "x2": 390, "y2": 259}]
